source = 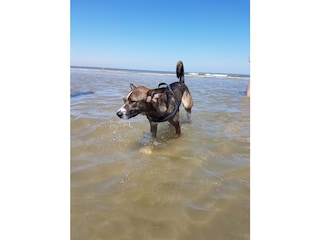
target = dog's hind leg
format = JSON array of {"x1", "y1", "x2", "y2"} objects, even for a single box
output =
[
  {"x1": 169, "y1": 112, "x2": 181, "y2": 138},
  {"x1": 186, "y1": 109, "x2": 192, "y2": 121},
  {"x1": 182, "y1": 90, "x2": 193, "y2": 121}
]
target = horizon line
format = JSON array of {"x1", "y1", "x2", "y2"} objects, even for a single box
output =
[{"x1": 70, "y1": 65, "x2": 250, "y2": 76}]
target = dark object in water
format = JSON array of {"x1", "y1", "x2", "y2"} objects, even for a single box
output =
[{"x1": 71, "y1": 91, "x2": 94, "y2": 97}]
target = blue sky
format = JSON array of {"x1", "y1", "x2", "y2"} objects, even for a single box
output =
[{"x1": 71, "y1": 0, "x2": 250, "y2": 74}]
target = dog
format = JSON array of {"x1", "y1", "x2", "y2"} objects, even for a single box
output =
[{"x1": 116, "y1": 61, "x2": 193, "y2": 143}]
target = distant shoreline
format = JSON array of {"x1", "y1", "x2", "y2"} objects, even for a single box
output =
[{"x1": 70, "y1": 66, "x2": 250, "y2": 80}]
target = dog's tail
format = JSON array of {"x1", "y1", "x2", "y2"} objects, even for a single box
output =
[{"x1": 176, "y1": 60, "x2": 185, "y2": 83}]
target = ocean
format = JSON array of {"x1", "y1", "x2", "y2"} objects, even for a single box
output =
[{"x1": 71, "y1": 66, "x2": 250, "y2": 240}]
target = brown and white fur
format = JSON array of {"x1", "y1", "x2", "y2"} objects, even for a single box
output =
[{"x1": 116, "y1": 60, "x2": 193, "y2": 143}]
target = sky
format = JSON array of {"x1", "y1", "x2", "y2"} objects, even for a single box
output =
[{"x1": 71, "y1": 0, "x2": 250, "y2": 74}]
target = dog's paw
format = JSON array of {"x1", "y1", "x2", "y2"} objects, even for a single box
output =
[
  {"x1": 139, "y1": 145, "x2": 153, "y2": 155},
  {"x1": 174, "y1": 133, "x2": 181, "y2": 138}
]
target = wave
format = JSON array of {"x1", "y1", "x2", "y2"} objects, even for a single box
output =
[
  {"x1": 186, "y1": 72, "x2": 249, "y2": 80},
  {"x1": 204, "y1": 73, "x2": 228, "y2": 78}
]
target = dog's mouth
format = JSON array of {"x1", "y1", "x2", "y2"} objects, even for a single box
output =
[{"x1": 116, "y1": 109, "x2": 141, "y2": 119}]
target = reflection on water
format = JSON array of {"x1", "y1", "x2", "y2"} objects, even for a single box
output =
[{"x1": 71, "y1": 68, "x2": 250, "y2": 240}]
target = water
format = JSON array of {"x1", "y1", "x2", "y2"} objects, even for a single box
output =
[{"x1": 71, "y1": 67, "x2": 250, "y2": 240}]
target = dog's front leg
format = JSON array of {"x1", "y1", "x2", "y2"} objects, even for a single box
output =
[
  {"x1": 149, "y1": 120, "x2": 158, "y2": 143},
  {"x1": 139, "y1": 119, "x2": 157, "y2": 155}
]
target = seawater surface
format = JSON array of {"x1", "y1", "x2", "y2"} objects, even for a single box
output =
[{"x1": 71, "y1": 67, "x2": 250, "y2": 240}]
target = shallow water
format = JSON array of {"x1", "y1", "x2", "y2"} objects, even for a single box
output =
[{"x1": 71, "y1": 68, "x2": 250, "y2": 240}]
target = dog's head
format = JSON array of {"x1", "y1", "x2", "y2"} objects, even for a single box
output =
[
  {"x1": 116, "y1": 83, "x2": 168, "y2": 120},
  {"x1": 116, "y1": 83, "x2": 150, "y2": 119}
]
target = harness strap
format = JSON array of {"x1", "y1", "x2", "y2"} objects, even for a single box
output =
[{"x1": 147, "y1": 83, "x2": 180, "y2": 123}]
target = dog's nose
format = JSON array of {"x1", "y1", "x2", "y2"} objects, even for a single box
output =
[{"x1": 116, "y1": 111, "x2": 123, "y2": 118}]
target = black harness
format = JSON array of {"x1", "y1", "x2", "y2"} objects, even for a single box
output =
[{"x1": 146, "y1": 82, "x2": 180, "y2": 122}]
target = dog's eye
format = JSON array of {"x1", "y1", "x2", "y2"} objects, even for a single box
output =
[{"x1": 129, "y1": 100, "x2": 138, "y2": 106}]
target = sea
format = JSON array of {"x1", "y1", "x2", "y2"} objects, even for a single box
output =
[{"x1": 71, "y1": 66, "x2": 250, "y2": 240}]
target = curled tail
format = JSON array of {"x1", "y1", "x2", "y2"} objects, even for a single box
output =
[{"x1": 176, "y1": 60, "x2": 185, "y2": 83}]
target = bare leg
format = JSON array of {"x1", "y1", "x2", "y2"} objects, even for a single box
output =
[{"x1": 246, "y1": 80, "x2": 250, "y2": 97}]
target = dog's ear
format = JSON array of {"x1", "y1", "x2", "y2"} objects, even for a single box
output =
[
  {"x1": 130, "y1": 83, "x2": 136, "y2": 90},
  {"x1": 146, "y1": 96, "x2": 152, "y2": 102},
  {"x1": 147, "y1": 92, "x2": 165, "y2": 103}
]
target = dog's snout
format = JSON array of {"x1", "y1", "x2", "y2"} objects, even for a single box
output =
[{"x1": 116, "y1": 110, "x2": 123, "y2": 118}]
